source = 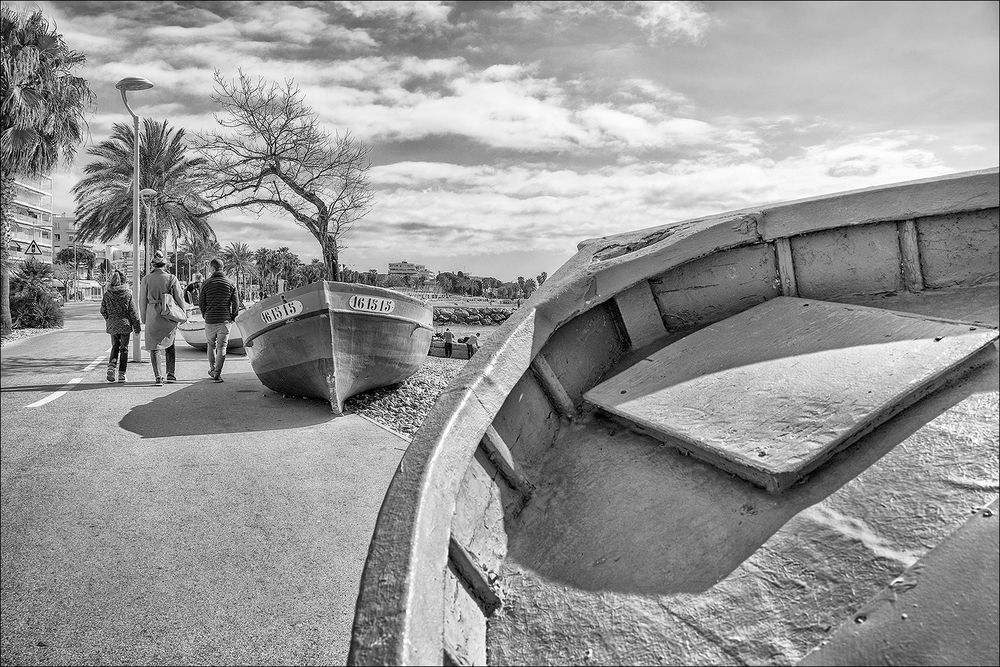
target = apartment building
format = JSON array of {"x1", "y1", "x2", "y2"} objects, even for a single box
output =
[
  {"x1": 388, "y1": 260, "x2": 435, "y2": 283},
  {"x1": 51, "y1": 214, "x2": 121, "y2": 277},
  {"x1": 7, "y1": 175, "x2": 54, "y2": 264}
]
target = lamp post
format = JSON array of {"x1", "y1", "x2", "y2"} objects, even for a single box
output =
[
  {"x1": 116, "y1": 76, "x2": 154, "y2": 362},
  {"x1": 139, "y1": 188, "x2": 157, "y2": 279},
  {"x1": 185, "y1": 253, "x2": 193, "y2": 283}
]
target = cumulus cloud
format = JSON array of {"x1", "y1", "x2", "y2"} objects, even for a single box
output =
[
  {"x1": 355, "y1": 130, "x2": 951, "y2": 263},
  {"x1": 498, "y1": 1, "x2": 713, "y2": 44},
  {"x1": 336, "y1": 0, "x2": 453, "y2": 25}
]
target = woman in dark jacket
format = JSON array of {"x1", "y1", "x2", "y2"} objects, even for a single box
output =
[{"x1": 100, "y1": 270, "x2": 142, "y2": 383}]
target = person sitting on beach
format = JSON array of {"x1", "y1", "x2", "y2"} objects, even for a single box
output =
[{"x1": 442, "y1": 328, "x2": 454, "y2": 358}]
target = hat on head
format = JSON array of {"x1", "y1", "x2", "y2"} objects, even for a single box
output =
[{"x1": 151, "y1": 251, "x2": 169, "y2": 267}]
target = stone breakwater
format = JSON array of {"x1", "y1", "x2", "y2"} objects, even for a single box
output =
[{"x1": 433, "y1": 306, "x2": 513, "y2": 326}]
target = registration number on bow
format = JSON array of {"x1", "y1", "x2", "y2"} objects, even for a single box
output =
[
  {"x1": 260, "y1": 300, "x2": 304, "y2": 324},
  {"x1": 349, "y1": 295, "x2": 395, "y2": 314}
]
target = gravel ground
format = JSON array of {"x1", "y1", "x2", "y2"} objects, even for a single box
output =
[
  {"x1": 344, "y1": 357, "x2": 466, "y2": 438},
  {"x1": 0, "y1": 327, "x2": 56, "y2": 347}
]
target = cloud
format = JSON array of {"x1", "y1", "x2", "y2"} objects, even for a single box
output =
[
  {"x1": 497, "y1": 1, "x2": 713, "y2": 44},
  {"x1": 336, "y1": 0, "x2": 453, "y2": 25},
  {"x1": 354, "y1": 130, "x2": 951, "y2": 264}
]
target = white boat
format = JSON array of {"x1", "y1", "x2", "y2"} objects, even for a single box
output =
[{"x1": 178, "y1": 305, "x2": 245, "y2": 352}]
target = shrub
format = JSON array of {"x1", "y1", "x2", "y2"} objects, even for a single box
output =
[{"x1": 10, "y1": 259, "x2": 65, "y2": 329}]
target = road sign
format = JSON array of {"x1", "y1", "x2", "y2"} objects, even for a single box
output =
[{"x1": 24, "y1": 240, "x2": 43, "y2": 256}]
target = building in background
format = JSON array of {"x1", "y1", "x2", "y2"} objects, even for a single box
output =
[
  {"x1": 52, "y1": 213, "x2": 121, "y2": 279},
  {"x1": 7, "y1": 176, "x2": 54, "y2": 264},
  {"x1": 388, "y1": 260, "x2": 435, "y2": 284}
]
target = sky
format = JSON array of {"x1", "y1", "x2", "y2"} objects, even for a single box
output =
[{"x1": 11, "y1": 0, "x2": 1000, "y2": 281}]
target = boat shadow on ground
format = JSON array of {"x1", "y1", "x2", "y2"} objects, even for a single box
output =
[
  {"x1": 119, "y1": 372, "x2": 337, "y2": 438},
  {"x1": 505, "y1": 348, "x2": 999, "y2": 596}
]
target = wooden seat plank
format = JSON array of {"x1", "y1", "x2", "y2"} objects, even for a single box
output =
[{"x1": 583, "y1": 296, "x2": 998, "y2": 493}]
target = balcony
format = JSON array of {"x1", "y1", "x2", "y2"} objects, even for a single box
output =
[
  {"x1": 12, "y1": 191, "x2": 52, "y2": 212},
  {"x1": 14, "y1": 175, "x2": 52, "y2": 193}
]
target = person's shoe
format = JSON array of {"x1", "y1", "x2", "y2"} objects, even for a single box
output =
[
  {"x1": 118, "y1": 373, "x2": 127, "y2": 383},
  {"x1": 213, "y1": 375, "x2": 225, "y2": 383},
  {"x1": 154, "y1": 377, "x2": 163, "y2": 386},
  {"x1": 208, "y1": 369, "x2": 216, "y2": 379},
  {"x1": 166, "y1": 374, "x2": 176, "y2": 383},
  {"x1": 106, "y1": 365, "x2": 116, "y2": 383}
]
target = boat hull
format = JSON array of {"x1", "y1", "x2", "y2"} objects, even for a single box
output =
[
  {"x1": 178, "y1": 317, "x2": 245, "y2": 351},
  {"x1": 349, "y1": 168, "x2": 1000, "y2": 666},
  {"x1": 236, "y1": 281, "x2": 433, "y2": 413}
]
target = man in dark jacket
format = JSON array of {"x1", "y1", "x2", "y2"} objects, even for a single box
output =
[{"x1": 199, "y1": 258, "x2": 239, "y2": 383}]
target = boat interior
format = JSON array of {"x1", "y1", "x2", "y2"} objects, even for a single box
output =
[{"x1": 350, "y1": 170, "x2": 999, "y2": 666}]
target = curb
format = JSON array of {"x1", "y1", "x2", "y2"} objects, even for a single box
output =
[{"x1": 351, "y1": 412, "x2": 414, "y2": 443}]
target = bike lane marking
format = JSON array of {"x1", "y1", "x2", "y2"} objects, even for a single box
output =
[{"x1": 24, "y1": 349, "x2": 111, "y2": 409}]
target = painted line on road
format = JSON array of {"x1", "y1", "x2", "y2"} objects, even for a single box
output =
[
  {"x1": 23, "y1": 348, "x2": 111, "y2": 408},
  {"x1": 25, "y1": 378, "x2": 83, "y2": 408},
  {"x1": 83, "y1": 350, "x2": 111, "y2": 372}
]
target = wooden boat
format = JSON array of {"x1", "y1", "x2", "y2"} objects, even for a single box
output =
[
  {"x1": 235, "y1": 281, "x2": 433, "y2": 413},
  {"x1": 178, "y1": 305, "x2": 245, "y2": 352},
  {"x1": 349, "y1": 168, "x2": 999, "y2": 665}
]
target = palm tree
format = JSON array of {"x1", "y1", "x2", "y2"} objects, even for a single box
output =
[
  {"x1": 180, "y1": 236, "x2": 220, "y2": 279},
  {"x1": 72, "y1": 119, "x2": 215, "y2": 254},
  {"x1": 273, "y1": 247, "x2": 300, "y2": 290},
  {"x1": 253, "y1": 247, "x2": 280, "y2": 296},
  {"x1": 1, "y1": 7, "x2": 94, "y2": 334},
  {"x1": 221, "y1": 241, "x2": 255, "y2": 300}
]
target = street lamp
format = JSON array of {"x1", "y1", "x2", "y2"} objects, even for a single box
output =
[
  {"x1": 139, "y1": 188, "x2": 157, "y2": 278},
  {"x1": 116, "y1": 76, "x2": 154, "y2": 363}
]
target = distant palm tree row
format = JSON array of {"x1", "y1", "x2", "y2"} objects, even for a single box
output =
[{"x1": 170, "y1": 240, "x2": 325, "y2": 300}]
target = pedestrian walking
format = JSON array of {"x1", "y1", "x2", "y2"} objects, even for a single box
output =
[
  {"x1": 184, "y1": 273, "x2": 203, "y2": 305},
  {"x1": 139, "y1": 251, "x2": 186, "y2": 386},
  {"x1": 99, "y1": 270, "x2": 141, "y2": 383},
  {"x1": 199, "y1": 257, "x2": 239, "y2": 383},
  {"x1": 443, "y1": 328, "x2": 454, "y2": 358}
]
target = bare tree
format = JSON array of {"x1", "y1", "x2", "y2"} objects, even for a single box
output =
[{"x1": 196, "y1": 71, "x2": 374, "y2": 281}]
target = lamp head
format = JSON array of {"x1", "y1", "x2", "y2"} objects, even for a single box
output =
[
  {"x1": 139, "y1": 188, "x2": 157, "y2": 200},
  {"x1": 116, "y1": 77, "x2": 154, "y2": 92}
]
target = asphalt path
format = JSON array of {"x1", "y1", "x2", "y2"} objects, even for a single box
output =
[{"x1": 1, "y1": 302, "x2": 410, "y2": 665}]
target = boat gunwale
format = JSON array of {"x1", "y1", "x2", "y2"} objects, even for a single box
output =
[
  {"x1": 240, "y1": 306, "x2": 434, "y2": 348},
  {"x1": 347, "y1": 167, "x2": 1000, "y2": 666}
]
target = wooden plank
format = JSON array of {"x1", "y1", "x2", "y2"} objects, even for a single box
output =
[
  {"x1": 448, "y1": 536, "x2": 501, "y2": 613},
  {"x1": 791, "y1": 222, "x2": 903, "y2": 298},
  {"x1": 800, "y1": 500, "x2": 999, "y2": 666},
  {"x1": 897, "y1": 219, "x2": 924, "y2": 292},
  {"x1": 760, "y1": 168, "x2": 998, "y2": 239},
  {"x1": 650, "y1": 244, "x2": 782, "y2": 331},
  {"x1": 916, "y1": 208, "x2": 999, "y2": 288},
  {"x1": 583, "y1": 297, "x2": 999, "y2": 493},
  {"x1": 614, "y1": 280, "x2": 668, "y2": 348},
  {"x1": 774, "y1": 237, "x2": 798, "y2": 297},
  {"x1": 530, "y1": 353, "x2": 576, "y2": 419},
  {"x1": 442, "y1": 561, "x2": 487, "y2": 665},
  {"x1": 481, "y1": 425, "x2": 534, "y2": 503}
]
